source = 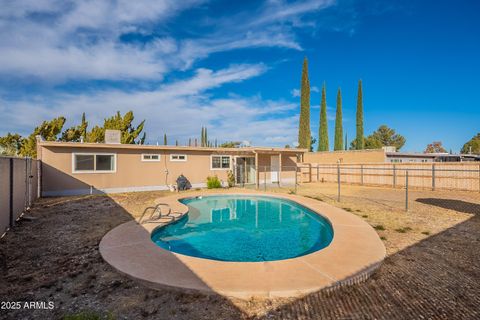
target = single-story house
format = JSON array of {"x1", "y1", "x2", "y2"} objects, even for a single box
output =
[
  {"x1": 386, "y1": 152, "x2": 480, "y2": 163},
  {"x1": 36, "y1": 138, "x2": 305, "y2": 196}
]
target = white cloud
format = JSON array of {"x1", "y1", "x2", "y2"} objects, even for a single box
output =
[
  {"x1": 0, "y1": 0, "x2": 337, "y2": 81},
  {"x1": 249, "y1": 0, "x2": 335, "y2": 27},
  {"x1": 0, "y1": 1, "x2": 341, "y2": 147},
  {"x1": 177, "y1": 0, "x2": 336, "y2": 69},
  {"x1": 0, "y1": 42, "x2": 168, "y2": 81},
  {"x1": 0, "y1": 0, "x2": 205, "y2": 81},
  {"x1": 0, "y1": 63, "x2": 298, "y2": 146}
]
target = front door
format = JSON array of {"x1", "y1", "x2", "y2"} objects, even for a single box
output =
[{"x1": 270, "y1": 155, "x2": 280, "y2": 183}]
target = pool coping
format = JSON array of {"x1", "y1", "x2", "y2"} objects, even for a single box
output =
[{"x1": 99, "y1": 190, "x2": 386, "y2": 299}]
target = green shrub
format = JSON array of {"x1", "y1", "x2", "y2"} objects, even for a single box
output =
[
  {"x1": 395, "y1": 226, "x2": 412, "y2": 233},
  {"x1": 206, "y1": 175, "x2": 222, "y2": 189}
]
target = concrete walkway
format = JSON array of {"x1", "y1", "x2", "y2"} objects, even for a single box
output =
[{"x1": 99, "y1": 191, "x2": 385, "y2": 299}]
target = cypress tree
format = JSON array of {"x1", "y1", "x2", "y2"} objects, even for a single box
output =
[
  {"x1": 203, "y1": 127, "x2": 206, "y2": 146},
  {"x1": 205, "y1": 127, "x2": 208, "y2": 146},
  {"x1": 188, "y1": 138, "x2": 191, "y2": 146},
  {"x1": 163, "y1": 133, "x2": 167, "y2": 145},
  {"x1": 80, "y1": 112, "x2": 88, "y2": 140},
  {"x1": 317, "y1": 83, "x2": 329, "y2": 151},
  {"x1": 200, "y1": 127, "x2": 204, "y2": 147},
  {"x1": 298, "y1": 57, "x2": 311, "y2": 150},
  {"x1": 355, "y1": 79, "x2": 364, "y2": 150},
  {"x1": 334, "y1": 88, "x2": 343, "y2": 151},
  {"x1": 175, "y1": 140, "x2": 178, "y2": 146},
  {"x1": 344, "y1": 132, "x2": 348, "y2": 151}
]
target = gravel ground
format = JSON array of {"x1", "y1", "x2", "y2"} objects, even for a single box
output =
[{"x1": 0, "y1": 184, "x2": 479, "y2": 319}]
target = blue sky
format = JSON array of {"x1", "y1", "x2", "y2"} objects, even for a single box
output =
[{"x1": 0, "y1": 0, "x2": 479, "y2": 152}]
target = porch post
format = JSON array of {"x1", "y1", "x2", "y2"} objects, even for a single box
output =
[
  {"x1": 255, "y1": 152, "x2": 259, "y2": 189},
  {"x1": 278, "y1": 153, "x2": 282, "y2": 186}
]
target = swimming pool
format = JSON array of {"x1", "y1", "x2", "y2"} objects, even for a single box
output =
[{"x1": 151, "y1": 195, "x2": 334, "y2": 262}]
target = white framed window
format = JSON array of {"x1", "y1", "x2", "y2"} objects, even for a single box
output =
[
  {"x1": 170, "y1": 154, "x2": 187, "y2": 162},
  {"x1": 141, "y1": 154, "x2": 161, "y2": 162},
  {"x1": 211, "y1": 155, "x2": 231, "y2": 170},
  {"x1": 72, "y1": 153, "x2": 116, "y2": 173}
]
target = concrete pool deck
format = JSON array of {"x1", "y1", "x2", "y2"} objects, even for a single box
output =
[{"x1": 99, "y1": 190, "x2": 386, "y2": 299}]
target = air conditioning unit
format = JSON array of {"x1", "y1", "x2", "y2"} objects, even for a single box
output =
[{"x1": 105, "y1": 130, "x2": 121, "y2": 144}]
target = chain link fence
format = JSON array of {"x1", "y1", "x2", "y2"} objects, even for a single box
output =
[
  {"x1": 233, "y1": 162, "x2": 480, "y2": 212},
  {"x1": 0, "y1": 156, "x2": 39, "y2": 237},
  {"x1": 233, "y1": 165, "x2": 301, "y2": 194}
]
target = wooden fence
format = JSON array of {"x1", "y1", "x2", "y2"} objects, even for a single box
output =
[{"x1": 298, "y1": 162, "x2": 480, "y2": 192}]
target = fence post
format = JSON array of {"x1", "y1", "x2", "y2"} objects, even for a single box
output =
[
  {"x1": 337, "y1": 164, "x2": 341, "y2": 202},
  {"x1": 264, "y1": 166, "x2": 267, "y2": 191},
  {"x1": 27, "y1": 158, "x2": 32, "y2": 208},
  {"x1": 242, "y1": 165, "x2": 246, "y2": 187},
  {"x1": 24, "y1": 158, "x2": 28, "y2": 210},
  {"x1": 405, "y1": 170, "x2": 409, "y2": 212},
  {"x1": 432, "y1": 164, "x2": 436, "y2": 191},
  {"x1": 294, "y1": 166, "x2": 298, "y2": 194},
  {"x1": 37, "y1": 160, "x2": 42, "y2": 198},
  {"x1": 316, "y1": 165, "x2": 319, "y2": 182},
  {"x1": 393, "y1": 164, "x2": 396, "y2": 188},
  {"x1": 9, "y1": 158, "x2": 14, "y2": 228},
  {"x1": 361, "y1": 164, "x2": 364, "y2": 185}
]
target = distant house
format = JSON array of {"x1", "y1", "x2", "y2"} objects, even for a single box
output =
[
  {"x1": 385, "y1": 152, "x2": 479, "y2": 163},
  {"x1": 303, "y1": 146, "x2": 479, "y2": 164},
  {"x1": 36, "y1": 137, "x2": 305, "y2": 196}
]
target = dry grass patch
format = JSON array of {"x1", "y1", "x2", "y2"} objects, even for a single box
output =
[
  {"x1": 282, "y1": 182, "x2": 478, "y2": 254},
  {"x1": 1, "y1": 184, "x2": 479, "y2": 319}
]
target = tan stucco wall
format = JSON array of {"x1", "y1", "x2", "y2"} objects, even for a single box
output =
[
  {"x1": 304, "y1": 149, "x2": 386, "y2": 164},
  {"x1": 39, "y1": 145, "x2": 301, "y2": 195},
  {"x1": 41, "y1": 146, "x2": 235, "y2": 195}
]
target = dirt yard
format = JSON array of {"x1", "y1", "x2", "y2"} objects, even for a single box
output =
[{"x1": 0, "y1": 183, "x2": 479, "y2": 319}]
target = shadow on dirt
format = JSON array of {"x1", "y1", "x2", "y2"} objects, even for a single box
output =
[
  {"x1": 258, "y1": 199, "x2": 480, "y2": 319},
  {"x1": 416, "y1": 198, "x2": 480, "y2": 215},
  {"x1": 0, "y1": 194, "x2": 246, "y2": 320}
]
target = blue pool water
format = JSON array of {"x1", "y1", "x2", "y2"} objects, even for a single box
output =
[{"x1": 151, "y1": 195, "x2": 334, "y2": 262}]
